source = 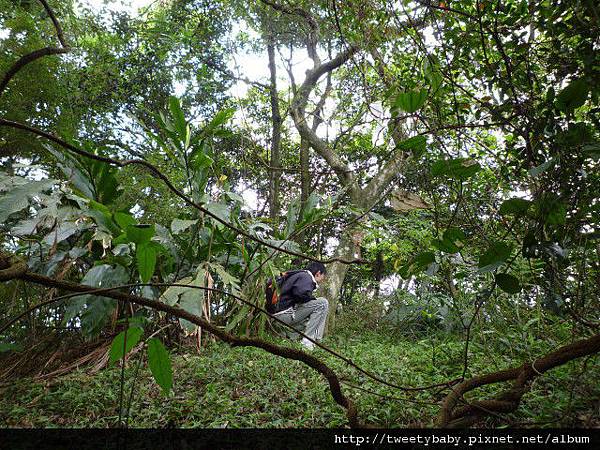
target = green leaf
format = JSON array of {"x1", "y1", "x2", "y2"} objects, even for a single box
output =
[
  {"x1": 499, "y1": 198, "x2": 532, "y2": 215},
  {"x1": 399, "y1": 252, "x2": 435, "y2": 278},
  {"x1": 396, "y1": 135, "x2": 427, "y2": 158},
  {"x1": 204, "y1": 108, "x2": 235, "y2": 134},
  {"x1": 583, "y1": 143, "x2": 600, "y2": 160},
  {"x1": 432, "y1": 238, "x2": 459, "y2": 253},
  {"x1": 444, "y1": 228, "x2": 466, "y2": 247},
  {"x1": 170, "y1": 218, "x2": 197, "y2": 235},
  {"x1": 65, "y1": 264, "x2": 129, "y2": 336},
  {"x1": 394, "y1": 88, "x2": 428, "y2": 113},
  {"x1": 224, "y1": 304, "x2": 249, "y2": 332},
  {"x1": 0, "y1": 178, "x2": 56, "y2": 223},
  {"x1": 495, "y1": 273, "x2": 521, "y2": 294},
  {"x1": 478, "y1": 242, "x2": 511, "y2": 273},
  {"x1": 168, "y1": 96, "x2": 187, "y2": 138},
  {"x1": 433, "y1": 228, "x2": 466, "y2": 254},
  {"x1": 431, "y1": 158, "x2": 481, "y2": 180},
  {"x1": 159, "y1": 276, "x2": 194, "y2": 306},
  {"x1": 136, "y1": 243, "x2": 157, "y2": 283},
  {"x1": 528, "y1": 158, "x2": 554, "y2": 177},
  {"x1": 109, "y1": 326, "x2": 143, "y2": 364},
  {"x1": 126, "y1": 224, "x2": 155, "y2": 245},
  {"x1": 555, "y1": 78, "x2": 589, "y2": 112},
  {"x1": 535, "y1": 193, "x2": 567, "y2": 226},
  {"x1": 205, "y1": 202, "x2": 230, "y2": 228},
  {"x1": 113, "y1": 212, "x2": 136, "y2": 230},
  {"x1": 147, "y1": 338, "x2": 173, "y2": 395}
]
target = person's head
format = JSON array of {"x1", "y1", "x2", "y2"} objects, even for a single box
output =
[{"x1": 306, "y1": 261, "x2": 327, "y2": 283}]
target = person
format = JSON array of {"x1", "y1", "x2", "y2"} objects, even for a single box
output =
[{"x1": 272, "y1": 261, "x2": 328, "y2": 350}]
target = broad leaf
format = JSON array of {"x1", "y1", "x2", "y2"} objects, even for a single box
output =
[
  {"x1": 65, "y1": 264, "x2": 129, "y2": 336},
  {"x1": 390, "y1": 190, "x2": 431, "y2": 212},
  {"x1": 556, "y1": 78, "x2": 588, "y2": 112},
  {"x1": 396, "y1": 135, "x2": 427, "y2": 158},
  {"x1": 0, "y1": 178, "x2": 56, "y2": 223},
  {"x1": 147, "y1": 338, "x2": 173, "y2": 395},
  {"x1": 528, "y1": 159, "x2": 554, "y2": 177},
  {"x1": 171, "y1": 218, "x2": 197, "y2": 235},
  {"x1": 399, "y1": 252, "x2": 435, "y2": 278},
  {"x1": 160, "y1": 276, "x2": 194, "y2": 306},
  {"x1": 205, "y1": 202, "x2": 230, "y2": 229},
  {"x1": 433, "y1": 228, "x2": 466, "y2": 254},
  {"x1": 495, "y1": 273, "x2": 521, "y2": 294},
  {"x1": 168, "y1": 96, "x2": 187, "y2": 138},
  {"x1": 394, "y1": 89, "x2": 428, "y2": 113},
  {"x1": 499, "y1": 198, "x2": 532, "y2": 215},
  {"x1": 478, "y1": 242, "x2": 511, "y2": 273},
  {"x1": 114, "y1": 212, "x2": 136, "y2": 230},
  {"x1": 431, "y1": 158, "x2": 481, "y2": 180},
  {"x1": 126, "y1": 224, "x2": 155, "y2": 245},
  {"x1": 136, "y1": 243, "x2": 157, "y2": 283},
  {"x1": 109, "y1": 326, "x2": 143, "y2": 364}
]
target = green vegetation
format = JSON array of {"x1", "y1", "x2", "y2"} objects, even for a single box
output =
[
  {"x1": 3, "y1": 327, "x2": 598, "y2": 428},
  {"x1": 0, "y1": 0, "x2": 599, "y2": 429}
]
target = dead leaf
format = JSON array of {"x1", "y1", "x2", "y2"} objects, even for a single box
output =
[{"x1": 390, "y1": 190, "x2": 431, "y2": 212}]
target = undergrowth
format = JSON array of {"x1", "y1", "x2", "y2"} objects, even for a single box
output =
[{"x1": 1, "y1": 326, "x2": 598, "y2": 428}]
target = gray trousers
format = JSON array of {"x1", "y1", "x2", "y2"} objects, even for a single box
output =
[{"x1": 275, "y1": 297, "x2": 329, "y2": 341}]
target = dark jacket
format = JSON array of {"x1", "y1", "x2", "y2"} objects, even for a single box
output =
[{"x1": 276, "y1": 270, "x2": 317, "y2": 312}]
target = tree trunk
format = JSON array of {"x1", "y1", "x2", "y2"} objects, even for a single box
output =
[
  {"x1": 267, "y1": 40, "x2": 281, "y2": 223},
  {"x1": 321, "y1": 228, "x2": 359, "y2": 332}
]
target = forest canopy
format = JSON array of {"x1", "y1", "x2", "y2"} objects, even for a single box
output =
[{"x1": 0, "y1": 0, "x2": 599, "y2": 430}]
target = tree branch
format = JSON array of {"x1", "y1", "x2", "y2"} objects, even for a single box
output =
[{"x1": 0, "y1": 118, "x2": 363, "y2": 266}]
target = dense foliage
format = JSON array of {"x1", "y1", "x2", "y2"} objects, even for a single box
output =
[{"x1": 0, "y1": 0, "x2": 598, "y2": 429}]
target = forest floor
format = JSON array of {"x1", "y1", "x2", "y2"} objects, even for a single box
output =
[{"x1": 1, "y1": 328, "x2": 599, "y2": 428}]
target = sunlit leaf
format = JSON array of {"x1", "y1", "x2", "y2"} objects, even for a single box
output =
[
  {"x1": 431, "y1": 158, "x2": 481, "y2": 179},
  {"x1": 393, "y1": 88, "x2": 428, "y2": 113},
  {"x1": 126, "y1": 224, "x2": 155, "y2": 244}
]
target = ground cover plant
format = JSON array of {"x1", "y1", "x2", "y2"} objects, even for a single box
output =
[{"x1": 0, "y1": 0, "x2": 599, "y2": 429}]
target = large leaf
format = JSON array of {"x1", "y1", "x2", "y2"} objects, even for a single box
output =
[
  {"x1": 393, "y1": 89, "x2": 428, "y2": 113},
  {"x1": 171, "y1": 218, "x2": 197, "y2": 235},
  {"x1": 390, "y1": 190, "x2": 431, "y2": 212},
  {"x1": 203, "y1": 107, "x2": 235, "y2": 135},
  {"x1": 433, "y1": 228, "x2": 467, "y2": 254},
  {"x1": 42, "y1": 221, "x2": 89, "y2": 245},
  {"x1": 499, "y1": 198, "x2": 532, "y2": 215},
  {"x1": 556, "y1": 78, "x2": 589, "y2": 112},
  {"x1": 114, "y1": 212, "x2": 136, "y2": 230},
  {"x1": 396, "y1": 135, "x2": 427, "y2": 157},
  {"x1": 147, "y1": 338, "x2": 173, "y2": 395},
  {"x1": 495, "y1": 273, "x2": 521, "y2": 294},
  {"x1": 136, "y1": 243, "x2": 157, "y2": 283},
  {"x1": 431, "y1": 158, "x2": 481, "y2": 180},
  {"x1": 205, "y1": 202, "x2": 230, "y2": 229},
  {"x1": 65, "y1": 264, "x2": 129, "y2": 336},
  {"x1": 109, "y1": 326, "x2": 144, "y2": 365},
  {"x1": 399, "y1": 252, "x2": 435, "y2": 278},
  {"x1": 168, "y1": 96, "x2": 187, "y2": 139},
  {"x1": 160, "y1": 276, "x2": 194, "y2": 306},
  {"x1": 478, "y1": 242, "x2": 511, "y2": 273},
  {"x1": 0, "y1": 178, "x2": 56, "y2": 223},
  {"x1": 535, "y1": 193, "x2": 567, "y2": 226},
  {"x1": 126, "y1": 224, "x2": 155, "y2": 245},
  {"x1": 528, "y1": 158, "x2": 554, "y2": 177}
]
